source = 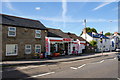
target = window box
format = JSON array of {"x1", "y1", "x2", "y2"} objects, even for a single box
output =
[{"x1": 6, "y1": 44, "x2": 18, "y2": 56}]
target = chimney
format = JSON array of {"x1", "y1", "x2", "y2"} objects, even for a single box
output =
[
  {"x1": 99, "y1": 31, "x2": 103, "y2": 34},
  {"x1": 83, "y1": 28, "x2": 86, "y2": 34},
  {"x1": 114, "y1": 32, "x2": 118, "y2": 36}
]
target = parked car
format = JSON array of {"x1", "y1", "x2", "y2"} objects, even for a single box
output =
[{"x1": 116, "y1": 48, "x2": 120, "y2": 52}]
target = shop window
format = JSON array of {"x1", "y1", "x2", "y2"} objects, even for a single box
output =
[
  {"x1": 35, "y1": 45, "x2": 41, "y2": 53},
  {"x1": 35, "y1": 30, "x2": 41, "y2": 38},
  {"x1": 8, "y1": 27, "x2": 16, "y2": 37},
  {"x1": 6, "y1": 44, "x2": 18, "y2": 56},
  {"x1": 25, "y1": 45, "x2": 31, "y2": 54}
]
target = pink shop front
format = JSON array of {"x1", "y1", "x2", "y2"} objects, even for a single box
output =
[{"x1": 45, "y1": 37, "x2": 86, "y2": 57}]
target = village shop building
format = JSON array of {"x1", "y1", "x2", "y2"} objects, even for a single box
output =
[
  {"x1": 45, "y1": 28, "x2": 86, "y2": 57},
  {"x1": 66, "y1": 32, "x2": 86, "y2": 54}
]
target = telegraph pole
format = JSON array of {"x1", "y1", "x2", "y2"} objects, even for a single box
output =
[{"x1": 84, "y1": 19, "x2": 87, "y2": 40}]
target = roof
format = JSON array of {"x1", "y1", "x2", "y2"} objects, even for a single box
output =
[
  {"x1": 66, "y1": 32, "x2": 87, "y2": 41},
  {"x1": 87, "y1": 32, "x2": 109, "y2": 39},
  {"x1": 65, "y1": 32, "x2": 78, "y2": 39},
  {"x1": 0, "y1": 14, "x2": 47, "y2": 30},
  {"x1": 47, "y1": 28, "x2": 70, "y2": 38},
  {"x1": 47, "y1": 32, "x2": 62, "y2": 38}
]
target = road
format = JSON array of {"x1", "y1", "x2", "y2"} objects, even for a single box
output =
[{"x1": 1, "y1": 52, "x2": 119, "y2": 80}]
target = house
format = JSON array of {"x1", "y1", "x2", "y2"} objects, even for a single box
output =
[
  {"x1": 81, "y1": 28, "x2": 110, "y2": 52},
  {"x1": 0, "y1": 14, "x2": 47, "y2": 60},
  {"x1": 107, "y1": 32, "x2": 120, "y2": 51}
]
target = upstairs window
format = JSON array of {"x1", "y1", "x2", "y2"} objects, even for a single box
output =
[
  {"x1": 25, "y1": 45, "x2": 31, "y2": 54},
  {"x1": 35, "y1": 30, "x2": 41, "y2": 38},
  {"x1": 8, "y1": 27, "x2": 16, "y2": 37}
]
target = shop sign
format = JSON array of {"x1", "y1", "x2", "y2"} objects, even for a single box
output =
[{"x1": 63, "y1": 38, "x2": 71, "y2": 42}]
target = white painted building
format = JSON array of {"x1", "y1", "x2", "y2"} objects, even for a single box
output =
[
  {"x1": 107, "y1": 32, "x2": 120, "y2": 50},
  {"x1": 81, "y1": 29, "x2": 110, "y2": 52}
]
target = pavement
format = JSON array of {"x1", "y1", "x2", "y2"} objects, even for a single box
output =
[{"x1": 1, "y1": 52, "x2": 118, "y2": 67}]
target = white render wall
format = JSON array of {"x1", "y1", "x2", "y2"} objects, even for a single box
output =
[
  {"x1": 81, "y1": 33, "x2": 93, "y2": 42},
  {"x1": 81, "y1": 33, "x2": 110, "y2": 52}
]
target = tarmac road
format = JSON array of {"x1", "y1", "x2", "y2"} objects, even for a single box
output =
[{"x1": 2, "y1": 52, "x2": 119, "y2": 80}]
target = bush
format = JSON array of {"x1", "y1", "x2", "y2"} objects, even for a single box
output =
[{"x1": 89, "y1": 40, "x2": 97, "y2": 47}]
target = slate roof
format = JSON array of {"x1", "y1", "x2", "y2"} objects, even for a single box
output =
[
  {"x1": 66, "y1": 32, "x2": 87, "y2": 41},
  {"x1": 47, "y1": 28, "x2": 70, "y2": 38},
  {"x1": 47, "y1": 32, "x2": 62, "y2": 38},
  {"x1": 66, "y1": 32, "x2": 78, "y2": 39},
  {"x1": 87, "y1": 32, "x2": 109, "y2": 39},
  {"x1": 0, "y1": 14, "x2": 47, "y2": 30}
]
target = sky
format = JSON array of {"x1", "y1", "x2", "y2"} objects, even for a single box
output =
[{"x1": 1, "y1": 2, "x2": 118, "y2": 36}]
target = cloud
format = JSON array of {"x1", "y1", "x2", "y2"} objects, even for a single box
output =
[
  {"x1": 93, "y1": 0, "x2": 118, "y2": 11},
  {"x1": 3, "y1": 0, "x2": 22, "y2": 15},
  {"x1": 62, "y1": 0, "x2": 67, "y2": 19},
  {"x1": 4, "y1": 0, "x2": 16, "y2": 11},
  {"x1": 35, "y1": 7, "x2": 41, "y2": 10},
  {"x1": 92, "y1": 2, "x2": 111, "y2": 11},
  {"x1": 62, "y1": 0, "x2": 67, "y2": 28}
]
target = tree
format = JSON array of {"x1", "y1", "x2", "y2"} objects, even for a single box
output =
[
  {"x1": 80, "y1": 27, "x2": 97, "y2": 36},
  {"x1": 89, "y1": 40, "x2": 97, "y2": 47},
  {"x1": 105, "y1": 32, "x2": 112, "y2": 36},
  {"x1": 91, "y1": 28, "x2": 97, "y2": 33}
]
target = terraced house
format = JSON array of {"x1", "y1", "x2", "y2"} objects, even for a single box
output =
[{"x1": 0, "y1": 14, "x2": 47, "y2": 60}]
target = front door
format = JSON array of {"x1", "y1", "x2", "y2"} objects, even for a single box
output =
[{"x1": 64, "y1": 43, "x2": 68, "y2": 55}]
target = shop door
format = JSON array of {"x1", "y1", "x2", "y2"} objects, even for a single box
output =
[{"x1": 64, "y1": 43, "x2": 68, "y2": 55}]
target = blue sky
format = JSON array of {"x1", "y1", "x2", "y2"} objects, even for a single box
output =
[{"x1": 1, "y1": 2, "x2": 118, "y2": 36}]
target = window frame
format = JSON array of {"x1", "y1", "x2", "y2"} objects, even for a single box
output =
[
  {"x1": 25, "y1": 45, "x2": 31, "y2": 54},
  {"x1": 8, "y1": 27, "x2": 16, "y2": 37},
  {"x1": 6, "y1": 44, "x2": 18, "y2": 56},
  {"x1": 35, "y1": 44, "x2": 41, "y2": 53},
  {"x1": 35, "y1": 30, "x2": 41, "y2": 38}
]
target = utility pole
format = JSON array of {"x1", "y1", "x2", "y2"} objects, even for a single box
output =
[
  {"x1": 84, "y1": 19, "x2": 87, "y2": 40},
  {"x1": 109, "y1": 20, "x2": 112, "y2": 52}
]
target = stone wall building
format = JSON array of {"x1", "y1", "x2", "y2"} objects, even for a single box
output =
[{"x1": 0, "y1": 14, "x2": 47, "y2": 60}]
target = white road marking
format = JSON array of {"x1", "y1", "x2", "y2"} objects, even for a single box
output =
[
  {"x1": 117, "y1": 78, "x2": 120, "y2": 80},
  {"x1": 16, "y1": 65, "x2": 46, "y2": 70},
  {"x1": 78, "y1": 64, "x2": 86, "y2": 69},
  {"x1": 70, "y1": 67, "x2": 78, "y2": 70},
  {"x1": 99, "y1": 60, "x2": 104, "y2": 63},
  {"x1": 114, "y1": 57, "x2": 117, "y2": 59},
  {"x1": 28, "y1": 72, "x2": 55, "y2": 78}
]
